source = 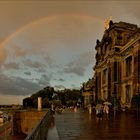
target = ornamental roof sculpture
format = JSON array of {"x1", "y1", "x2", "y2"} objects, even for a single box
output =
[{"x1": 104, "y1": 16, "x2": 112, "y2": 30}]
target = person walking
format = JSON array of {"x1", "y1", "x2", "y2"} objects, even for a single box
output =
[
  {"x1": 103, "y1": 104, "x2": 109, "y2": 120},
  {"x1": 88, "y1": 104, "x2": 92, "y2": 115},
  {"x1": 95, "y1": 104, "x2": 103, "y2": 122}
]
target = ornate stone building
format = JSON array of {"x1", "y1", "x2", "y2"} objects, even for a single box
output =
[
  {"x1": 94, "y1": 21, "x2": 140, "y2": 108},
  {"x1": 82, "y1": 78, "x2": 95, "y2": 108}
]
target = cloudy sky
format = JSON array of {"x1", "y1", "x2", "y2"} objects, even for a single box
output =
[{"x1": 0, "y1": 0, "x2": 140, "y2": 104}]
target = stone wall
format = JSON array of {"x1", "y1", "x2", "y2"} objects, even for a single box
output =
[{"x1": 13, "y1": 110, "x2": 48, "y2": 135}]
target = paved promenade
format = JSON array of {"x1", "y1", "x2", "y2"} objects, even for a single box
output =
[{"x1": 53, "y1": 109, "x2": 140, "y2": 140}]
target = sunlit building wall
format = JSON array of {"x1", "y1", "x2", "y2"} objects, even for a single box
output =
[
  {"x1": 82, "y1": 78, "x2": 95, "y2": 108},
  {"x1": 94, "y1": 21, "x2": 140, "y2": 108}
]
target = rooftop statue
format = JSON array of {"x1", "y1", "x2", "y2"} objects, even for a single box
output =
[{"x1": 104, "y1": 16, "x2": 112, "y2": 30}]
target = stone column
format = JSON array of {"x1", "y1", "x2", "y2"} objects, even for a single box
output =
[{"x1": 38, "y1": 97, "x2": 42, "y2": 111}]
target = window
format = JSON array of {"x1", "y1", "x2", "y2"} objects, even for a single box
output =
[
  {"x1": 126, "y1": 85, "x2": 131, "y2": 103},
  {"x1": 102, "y1": 69, "x2": 107, "y2": 84},
  {"x1": 125, "y1": 56, "x2": 132, "y2": 77},
  {"x1": 114, "y1": 62, "x2": 119, "y2": 82}
]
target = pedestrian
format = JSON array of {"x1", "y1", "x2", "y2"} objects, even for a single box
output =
[
  {"x1": 95, "y1": 104, "x2": 103, "y2": 122},
  {"x1": 74, "y1": 105, "x2": 77, "y2": 112},
  {"x1": 103, "y1": 104, "x2": 109, "y2": 120},
  {"x1": 87, "y1": 104, "x2": 92, "y2": 115},
  {"x1": 51, "y1": 103, "x2": 55, "y2": 114}
]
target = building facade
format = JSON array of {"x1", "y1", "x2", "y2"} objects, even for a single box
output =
[
  {"x1": 82, "y1": 78, "x2": 95, "y2": 108},
  {"x1": 94, "y1": 21, "x2": 140, "y2": 108}
]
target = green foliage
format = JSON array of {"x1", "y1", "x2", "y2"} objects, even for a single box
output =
[
  {"x1": 51, "y1": 100, "x2": 62, "y2": 107},
  {"x1": 56, "y1": 89, "x2": 81, "y2": 106},
  {"x1": 42, "y1": 97, "x2": 50, "y2": 108},
  {"x1": 31, "y1": 87, "x2": 54, "y2": 101},
  {"x1": 23, "y1": 86, "x2": 81, "y2": 108},
  {"x1": 32, "y1": 98, "x2": 38, "y2": 108},
  {"x1": 23, "y1": 97, "x2": 33, "y2": 108},
  {"x1": 66, "y1": 100, "x2": 74, "y2": 107}
]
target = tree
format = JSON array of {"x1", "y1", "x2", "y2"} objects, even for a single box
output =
[
  {"x1": 42, "y1": 97, "x2": 50, "y2": 108},
  {"x1": 23, "y1": 97, "x2": 33, "y2": 108},
  {"x1": 23, "y1": 86, "x2": 81, "y2": 108}
]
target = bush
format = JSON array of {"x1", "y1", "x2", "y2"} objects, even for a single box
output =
[{"x1": 51, "y1": 100, "x2": 62, "y2": 107}]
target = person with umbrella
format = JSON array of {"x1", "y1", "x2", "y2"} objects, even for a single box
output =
[
  {"x1": 95, "y1": 104, "x2": 103, "y2": 121},
  {"x1": 103, "y1": 101, "x2": 111, "y2": 120}
]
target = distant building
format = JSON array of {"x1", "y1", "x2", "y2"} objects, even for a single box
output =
[
  {"x1": 0, "y1": 104, "x2": 22, "y2": 109},
  {"x1": 82, "y1": 78, "x2": 95, "y2": 108},
  {"x1": 94, "y1": 21, "x2": 140, "y2": 108}
]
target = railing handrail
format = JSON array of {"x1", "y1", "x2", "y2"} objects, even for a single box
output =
[{"x1": 25, "y1": 109, "x2": 53, "y2": 140}]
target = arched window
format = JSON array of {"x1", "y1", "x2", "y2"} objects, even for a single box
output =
[{"x1": 125, "y1": 56, "x2": 132, "y2": 77}]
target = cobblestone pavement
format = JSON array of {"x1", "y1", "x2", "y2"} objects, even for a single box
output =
[{"x1": 55, "y1": 109, "x2": 140, "y2": 140}]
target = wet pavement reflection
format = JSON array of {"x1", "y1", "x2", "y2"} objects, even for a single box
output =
[
  {"x1": 54, "y1": 109, "x2": 140, "y2": 140},
  {"x1": 47, "y1": 116, "x2": 59, "y2": 140}
]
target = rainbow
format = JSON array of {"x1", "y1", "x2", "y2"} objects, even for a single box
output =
[{"x1": 1, "y1": 14, "x2": 104, "y2": 46}]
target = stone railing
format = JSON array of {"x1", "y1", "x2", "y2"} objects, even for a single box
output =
[
  {"x1": 25, "y1": 109, "x2": 53, "y2": 140},
  {"x1": 0, "y1": 121, "x2": 12, "y2": 140}
]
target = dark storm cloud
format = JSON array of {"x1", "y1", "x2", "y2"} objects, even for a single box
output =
[
  {"x1": 58, "y1": 78, "x2": 65, "y2": 82},
  {"x1": 23, "y1": 59, "x2": 45, "y2": 69},
  {"x1": 38, "y1": 74, "x2": 51, "y2": 87},
  {"x1": 64, "y1": 66, "x2": 85, "y2": 76},
  {"x1": 63, "y1": 52, "x2": 94, "y2": 76},
  {"x1": 35, "y1": 67, "x2": 46, "y2": 73},
  {"x1": 1, "y1": 1, "x2": 140, "y2": 104},
  {"x1": 24, "y1": 71, "x2": 31, "y2": 76},
  {"x1": 0, "y1": 74, "x2": 41, "y2": 96},
  {"x1": 3, "y1": 62, "x2": 20, "y2": 70},
  {"x1": 54, "y1": 78, "x2": 65, "y2": 82}
]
